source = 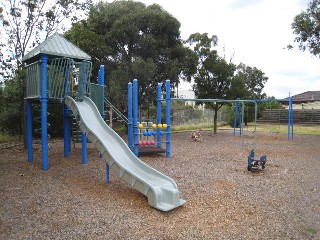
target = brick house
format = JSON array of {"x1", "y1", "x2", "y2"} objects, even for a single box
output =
[{"x1": 282, "y1": 91, "x2": 320, "y2": 109}]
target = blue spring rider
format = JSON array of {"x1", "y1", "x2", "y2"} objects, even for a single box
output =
[{"x1": 247, "y1": 149, "x2": 267, "y2": 171}]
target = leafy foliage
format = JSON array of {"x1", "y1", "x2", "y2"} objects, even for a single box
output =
[
  {"x1": 184, "y1": 33, "x2": 269, "y2": 132},
  {"x1": 65, "y1": 1, "x2": 188, "y2": 112},
  {"x1": 185, "y1": 33, "x2": 236, "y2": 133},
  {"x1": 0, "y1": 0, "x2": 91, "y2": 137},
  {"x1": 289, "y1": 0, "x2": 320, "y2": 57},
  {"x1": 230, "y1": 63, "x2": 268, "y2": 125},
  {"x1": 230, "y1": 63, "x2": 268, "y2": 100},
  {"x1": 0, "y1": 0, "x2": 92, "y2": 81},
  {"x1": 0, "y1": 72, "x2": 24, "y2": 135}
]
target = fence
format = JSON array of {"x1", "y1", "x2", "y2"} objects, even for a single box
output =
[
  {"x1": 258, "y1": 109, "x2": 320, "y2": 125},
  {"x1": 171, "y1": 108, "x2": 228, "y2": 128}
]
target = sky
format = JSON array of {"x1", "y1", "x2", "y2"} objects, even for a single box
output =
[{"x1": 120, "y1": 0, "x2": 320, "y2": 99}]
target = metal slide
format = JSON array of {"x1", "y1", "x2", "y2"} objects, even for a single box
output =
[{"x1": 65, "y1": 96, "x2": 186, "y2": 211}]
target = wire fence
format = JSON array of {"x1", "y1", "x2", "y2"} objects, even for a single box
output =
[{"x1": 171, "y1": 108, "x2": 229, "y2": 130}]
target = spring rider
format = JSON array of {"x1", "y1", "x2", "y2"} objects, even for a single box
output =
[{"x1": 247, "y1": 149, "x2": 267, "y2": 171}]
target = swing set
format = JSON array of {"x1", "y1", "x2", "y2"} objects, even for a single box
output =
[{"x1": 171, "y1": 97, "x2": 294, "y2": 171}]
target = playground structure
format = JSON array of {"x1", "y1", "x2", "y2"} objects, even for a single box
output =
[
  {"x1": 233, "y1": 98, "x2": 294, "y2": 140},
  {"x1": 190, "y1": 128, "x2": 202, "y2": 142},
  {"x1": 247, "y1": 149, "x2": 267, "y2": 171},
  {"x1": 22, "y1": 33, "x2": 185, "y2": 211},
  {"x1": 138, "y1": 122, "x2": 158, "y2": 146},
  {"x1": 171, "y1": 97, "x2": 294, "y2": 171},
  {"x1": 23, "y1": 36, "x2": 96, "y2": 169},
  {"x1": 170, "y1": 98, "x2": 270, "y2": 170},
  {"x1": 127, "y1": 79, "x2": 171, "y2": 157},
  {"x1": 171, "y1": 98, "x2": 262, "y2": 150},
  {"x1": 20, "y1": 33, "x2": 296, "y2": 212},
  {"x1": 232, "y1": 98, "x2": 293, "y2": 171}
]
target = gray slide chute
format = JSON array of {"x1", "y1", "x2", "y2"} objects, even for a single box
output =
[{"x1": 65, "y1": 96, "x2": 186, "y2": 211}]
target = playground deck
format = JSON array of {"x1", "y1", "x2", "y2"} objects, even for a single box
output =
[
  {"x1": 136, "y1": 145, "x2": 166, "y2": 155},
  {"x1": 1, "y1": 132, "x2": 319, "y2": 239}
]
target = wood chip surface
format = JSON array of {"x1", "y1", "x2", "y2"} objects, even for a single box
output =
[{"x1": 1, "y1": 131, "x2": 319, "y2": 239}]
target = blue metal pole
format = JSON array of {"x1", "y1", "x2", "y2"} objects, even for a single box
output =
[
  {"x1": 68, "y1": 116, "x2": 71, "y2": 154},
  {"x1": 82, "y1": 132, "x2": 87, "y2": 164},
  {"x1": 240, "y1": 102, "x2": 244, "y2": 136},
  {"x1": 106, "y1": 162, "x2": 110, "y2": 184},
  {"x1": 63, "y1": 68, "x2": 72, "y2": 155},
  {"x1": 128, "y1": 82, "x2": 133, "y2": 149},
  {"x1": 63, "y1": 104, "x2": 71, "y2": 157},
  {"x1": 98, "y1": 69, "x2": 101, "y2": 83},
  {"x1": 233, "y1": 103, "x2": 238, "y2": 136},
  {"x1": 133, "y1": 79, "x2": 139, "y2": 156},
  {"x1": 157, "y1": 83, "x2": 162, "y2": 148},
  {"x1": 98, "y1": 65, "x2": 105, "y2": 117},
  {"x1": 26, "y1": 99, "x2": 33, "y2": 162},
  {"x1": 98, "y1": 65, "x2": 105, "y2": 159},
  {"x1": 254, "y1": 102, "x2": 258, "y2": 152},
  {"x1": 165, "y1": 80, "x2": 171, "y2": 158},
  {"x1": 290, "y1": 97, "x2": 294, "y2": 139},
  {"x1": 40, "y1": 54, "x2": 49, "y2": 170},
  {"x1": 288, "y1": 96, "x2": 291, "y2": 140},
  {"x1": 291, "y1": 104, "x2": 294, "y2": 139}
]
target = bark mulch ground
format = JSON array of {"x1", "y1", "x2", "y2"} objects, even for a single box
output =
[{"x1": 1, "y1": 131, "x2": 319, "y2": 239}]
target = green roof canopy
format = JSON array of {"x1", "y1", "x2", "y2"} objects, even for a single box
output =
[{"x1": 22, "y1": 33, "x2": 91, "y2": 63}]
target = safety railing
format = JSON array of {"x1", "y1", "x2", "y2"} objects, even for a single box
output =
[
  {"x1": 104, "y1": 98, "x2": 130, "y2": 124},
  {"x1": 75, "y1": 61, "x2": 92, "y2": 100},
  {"x1": 25, "y1": 58, "x2": 92, "y2": 102},
  {"x1": 48, "y1": 58, "x2": 74, "y2": 101},
  {"x1": 25, "y1": 61, "x2": 41, "y2": 98}
]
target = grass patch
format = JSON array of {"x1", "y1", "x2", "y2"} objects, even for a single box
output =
[
  {"x1": 0, "y1": 134, "x2": 20, "y2": 143},
  {"x1": 235, "y1": 123, "x2": 320, "y2": 136},
  {"x1": 305, "y1": 226, "x2": 317, "y2": 235},
  {"x1": 171, "y1": 122, "x2": 320, "y2": 136},
  {"x1": 113, "y1": 123, "x2": 127, "y2": 134},
  {"x1": 171, "y1": 122, "x2": 214, "y2": 132}
]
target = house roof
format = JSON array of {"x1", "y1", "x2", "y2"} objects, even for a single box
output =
[
  {"x1": 22, "y1": 33, "x2": 91, "y2": 63},
  {"x1": 283, "y1": 91, "x2": 320, "y2": 103}
]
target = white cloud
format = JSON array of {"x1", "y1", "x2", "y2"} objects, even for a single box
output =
[{"x1": 111, "y1": 0, "x2": 320, "y2": 98}]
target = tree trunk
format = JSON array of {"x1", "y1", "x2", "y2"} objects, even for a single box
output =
[{"x1": 213, "y1": 108, "x2": 218, "y2": 134}]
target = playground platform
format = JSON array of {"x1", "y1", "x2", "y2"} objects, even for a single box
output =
[{"x1": 135, "y1": 146, "x2": 166, "y2": 155}]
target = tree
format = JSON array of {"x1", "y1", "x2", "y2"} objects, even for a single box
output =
[
  {"x1": 65, "y1": 0, "x2": 187, "y2": 114},
  {"x1": 230, "y1": 63, "x2": 268, "y2": 125},
  {"x1": 0, "y1": 0, "x2": 92, "y2": 80},
  {"x1": 230, "y1": 63, "x2": 268, "y2": 100},
  {"x1": 0, "y1": 0, "x2": 91, "y2": 141},
  {"x1": 185, "y1": 33, "x2": 236, "y2": 134},
  {"x1": 289, "y1": 0, "x2": 320, "y2": 57},
  {"x1": 0, "y1": 72, "x2": 24, "y2": 136}
]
